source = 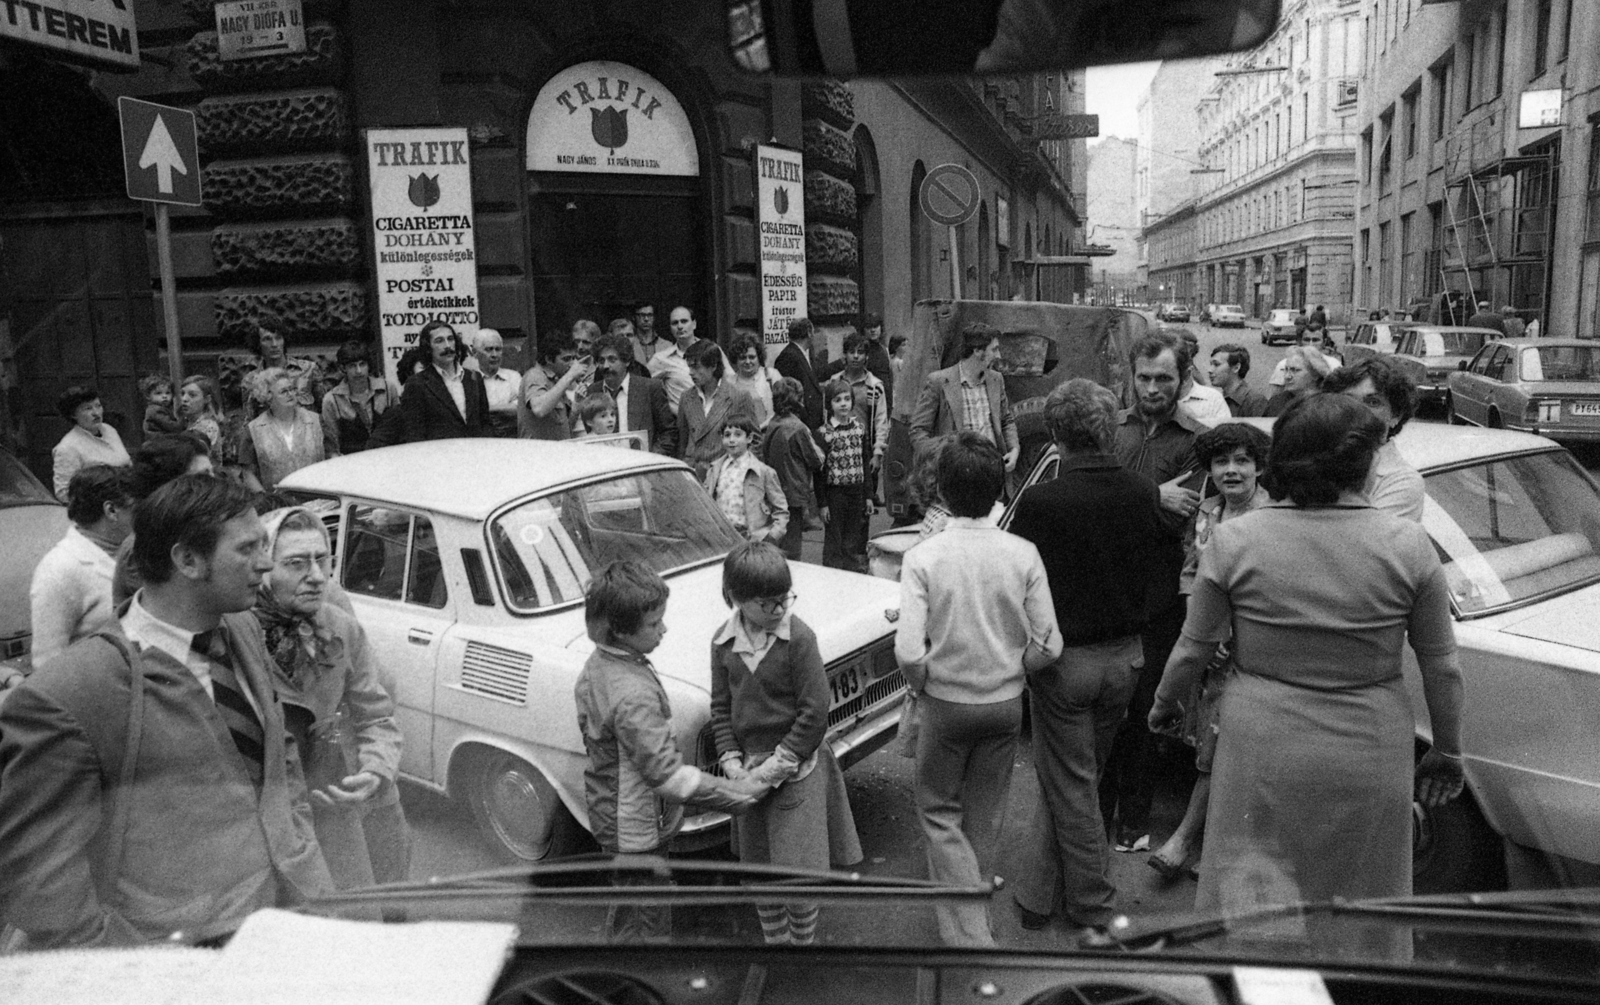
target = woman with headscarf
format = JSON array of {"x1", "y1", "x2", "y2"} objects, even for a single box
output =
[
  {"x1": 256, "y1": 506, "x2": 409, "y2": 889},
  {"x1": 1149, "y1": 394, "x2": 1465, "y2": 958}
]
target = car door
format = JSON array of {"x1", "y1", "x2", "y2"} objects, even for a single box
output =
[
  {"x1": 1453, "y1": 344, "x2": 1497, "y2": 424},
  {"x1": 1000, "y1": 444, "x2": 1061, "y2": 529},
  {"x1": 337, "y1": 501, "x2": 448, "y2": 783}
]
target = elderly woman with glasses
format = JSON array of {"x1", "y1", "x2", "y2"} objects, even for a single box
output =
[
  {"x1": 1262, "y1": 345, "x2": 1332, "y2": 417},
  {"x1": 256, "y1": 507, "x2": 409, "y2": 889}
]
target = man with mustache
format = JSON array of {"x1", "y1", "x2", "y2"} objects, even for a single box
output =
[{"x1": 399, "y1": 321, "x2": 491, "y2": 442}]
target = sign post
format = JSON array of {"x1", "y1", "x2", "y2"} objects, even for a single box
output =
[
  {"x1": 119, "y1": 97, "x2": 203, "y2": 392},
  {"x1": 754, "y1": 143, "x2": 807, "y2": 347},
  {"x1": 919, "y1": 163, "x2": 981, "y2": 301}
]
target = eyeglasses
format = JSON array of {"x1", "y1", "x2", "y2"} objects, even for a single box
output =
[
  {"x1": 752, "y1": 592, "x2": 796, "y2": 614},
  {"x1": 279, "y1": 554, "x2": 331, "y2": 578}
]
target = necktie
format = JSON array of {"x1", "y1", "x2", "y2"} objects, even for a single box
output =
[{"x1": 192, "y1": 628, "x2": 266, "y2": 787}]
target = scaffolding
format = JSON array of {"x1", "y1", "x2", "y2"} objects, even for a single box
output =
[{"x1": 1439, "y1": 117, "x2": 1557, "y2": 318}]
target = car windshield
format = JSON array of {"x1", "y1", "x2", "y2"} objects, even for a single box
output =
[
  {"x1": 1269, "y1": 310, "x2": 1296, "y2": 321},
  {"x1": 1424, "y1": 450, "x2": 1600, "y2": 615},
  {"x1": 1521, "y1": 346, "x2": 1600, "y2": 382},
  {"x1": 0, "y1": 453, "x2": 57, "y2": 508},
  {"x1": 489, "y1": 468, "x2": 747, "y2": 611}
]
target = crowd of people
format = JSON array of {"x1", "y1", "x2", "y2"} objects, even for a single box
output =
[{"x1": 8, "y1": 310, "x2": 1467, "y2": 955}]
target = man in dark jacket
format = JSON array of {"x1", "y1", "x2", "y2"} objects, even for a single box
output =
[
  {"x1": 0, "y1": 475, "x2": 332, "y2": 948},
  {"x1": 399, "y1": 321, "x2": 491, "y2": 442},
  {"x1": 773, "y1": 317, "x2": 826, "y2": 429},
  {"x1": 1467, "y1": 300, "x2": 1508, "y2": 336},
  {"x1": 1007, "y1": 378, "x2": 1165, "y2": 943},
  {"x1": 591, "y1": 332, "x2": 678, "y2": 454},
  {"x1": 820, "y1": 312, "x2": 895, "y2": 411}
]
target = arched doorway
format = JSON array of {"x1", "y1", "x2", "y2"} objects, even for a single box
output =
[
  {"x1": 525, "y1": 61, "x2": 707, "y2": 335},
  {"x1": 909, "y1": 160, "x2": 930, "y2": 304},
  {"x1": 853, "y1": 126, "x2": 883, "y2": 328}
]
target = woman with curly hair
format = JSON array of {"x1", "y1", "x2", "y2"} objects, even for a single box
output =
[
  {"x1": 256, "y1": 507, "x2": 409, "y2": 889},
  {"x1": 726, "y1": 331, "x2": 779, "y2": 427},
  {"x1": 178, "y1": 374, "x2": 227, "y2": 454},
  {"x1": 239, "y1": 367, "x2": 329, "y2": 491},
  {"x1": 1149, "y1": 395, "x2": 1465, "y2": 957}
]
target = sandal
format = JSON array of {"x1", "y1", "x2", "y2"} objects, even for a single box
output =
[{"x1": 1147, "y1": 851, "x2": 1187, "y2": 882}]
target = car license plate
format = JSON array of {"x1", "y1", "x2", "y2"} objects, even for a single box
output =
[
  {"x1": 828, "y1": 664, "x2": 864, "y2": 708},
  {"x1": 1570, "y1": 401, "x2": 1600, "y2": 417}
]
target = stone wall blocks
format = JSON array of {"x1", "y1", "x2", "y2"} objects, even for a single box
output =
[
  {"x1": 187, "y1": 23, "x2": 345, "y2": 93},
  {"x1": 197, "y1": 88, "x2": 351, "y2": 156},
  {"x1": 807, "y1": 276, "x2": 859, "y2": 319},
  {"x1": 725, "y1": 217, "x2": 757, "y2": 268},
  {"x1": 805, "y1": 224, "x2": 858, "y2": 274},
  {"x1": 202, "y1": 154, "x2": 355, "y2": 217},
  {"x1": 801, "y1": 120, "x2": 853, "y2": 179},
  {"x1": 803, "y1": 170, "x2": 856, "y2": 223},
  {"x1": 214, "y1": 281, "x2": 370, "y2": 340},
  {"x1": 210, "y1": 219, "x2": 363, "y2": 277},
  {"x1": 800, "y1": 82, "x2": 854, "y2": 131}
]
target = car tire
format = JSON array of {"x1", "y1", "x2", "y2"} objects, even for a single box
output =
[
  {"x1": 1487, "y1": 408, "x2": 1503, "y2": 429},
  {"x1": 1445, "y1": 395, "x2": 1465, "y2": 425},
  {"x1": 463, "y1": 748, "x2": 589, "y2": 863},
  {"x1": 1412, "y1": 787, "x2": 1507, "y2": 895}
]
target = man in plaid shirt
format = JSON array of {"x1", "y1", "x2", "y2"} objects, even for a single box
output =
[{"x1": 814, "y1": 378, "x2": 869, "y2": 572}]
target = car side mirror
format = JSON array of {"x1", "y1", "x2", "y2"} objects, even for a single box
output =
[{"x1": 1458, "y1": 361, "x2": 1469, "y2": 370}]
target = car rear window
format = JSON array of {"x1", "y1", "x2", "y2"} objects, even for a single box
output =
[{"x1": 1521, "y1": 346, "x2": 1600, "y2": 382}]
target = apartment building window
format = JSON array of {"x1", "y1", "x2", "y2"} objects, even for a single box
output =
[
  {"x1": 1431, "y1": 58, "x2": 1452, "y2": 140},
  {"x1": 1426, "y1": 202, "x2": 1445, "y2": 297},
  {"x1": 1302, "y1": 93, "x2": 1310, "y2": 142},
  {"x1": 1462, "y1": 29, "x2": 1476, "y2": 111},
  {"x1": 1402, "y1": 84, "x2": 1419, "y2": 158},
  {"x1": 1360, "y1": 227, "x2": 1372, "y2": 304},
  {"x1": 1561, "y1": 0, "x2": 1575, "y2": 63},
  {"x1": 1379, "y1": 221, "x2": 1393, "y2": 306},
  {"x1": 1378, "y1": 107, "x2": 1394, "y2": 195},
  {"x1": 1587, "y1": 126, "x2": 1600, "y2": 245},
  {"x1": 1495, "y1": 1, "x2": 1508, "y2": 98},
  {"x1": 1287, "y1": 104, "x2": 1294, "y2": 153},
  {"x1": 1534, "y1": 0, "x2": 1554, "y2": 77},
  {"x1": 1361, "y1": 127, "x2": 1374, "y2": 185},
  {"x1": 1399, "y1": 212, "x2": 1415, "y2": 308}
]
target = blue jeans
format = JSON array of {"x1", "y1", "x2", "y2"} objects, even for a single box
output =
[
  {"x1": 915, "y1": 692, "x2": 1023, "y2": 947},
  {"x1": 1015, "y1": 637, "x2": 1140, "y2": 926}
]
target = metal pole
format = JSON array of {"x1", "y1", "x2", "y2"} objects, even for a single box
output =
[
  {"x1": 155, "y1": 203, "x2": 184, "y2": 389},
  {"x1": 948, "y1": 225, "x2": 962, "y2": 300}
]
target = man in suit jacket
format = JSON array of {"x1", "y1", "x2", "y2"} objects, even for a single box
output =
[
  {"x1": 399, "y1": 321, "x2": 491, "y2": 442},
  {"x1": 909, "y1": 322, "x2": 1020, "y2": 470},
  {"x1": 773, "y1": 316, "x2": 826, "y2": 430},
  {"x1": 678, "y1": 339, "x2": 758, "y2": 480},
  {"x1": 0, "y1": 475, "x2": 332, "y2": 948},
  {"x1": 592, "y1": 332, "x2": 677, "y2": 454}
]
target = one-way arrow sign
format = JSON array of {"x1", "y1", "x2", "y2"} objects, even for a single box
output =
[{"x1": 119, "y1": 97, "x2": 202, "y2": 206}]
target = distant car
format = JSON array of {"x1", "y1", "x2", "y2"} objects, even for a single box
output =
[
  {"x1": 0, "y1": 452, "x2": 71, "y2": 679},
  {"x1": 1260, "y1": 308, "x2": 1302, "y2": 345},
  {"x1": 280, "y1": 440, "x2": 905, "y2": 861},
  {"x1": 1344, "y1": 320, "x2": 1417, "y2": 363},
  {"x1": 1446, "y1": 339, "x2": 1600, "y2": 444},
  {"x1": 1198, "y1": 304, "x2": 1216, "y2": 323},
  {"x1": 1157, "y1": 303, "x2": 1191, "y2": 323},
  {"x1": 1387, "y1": 326, "x2": 1498, "y2": 407},
  {"x1": 1211, "y1": 303, "x2": 1246, "y2": 328}
]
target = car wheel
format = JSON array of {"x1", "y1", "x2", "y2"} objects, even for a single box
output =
[
  {"x1": 1413, "y1": 788, "x2": 1507, "y2": 895},
  {"x1": 1487, "y1": 408, "x2": 1503, "y2": 429},
  {"x1": 1445, "y1": 395, "x2": 1465, "y2": 425},
  {"x1": 464, "y1": 748, "x2": 588, "y2": 862}
]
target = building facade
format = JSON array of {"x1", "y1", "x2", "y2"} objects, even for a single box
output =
[
  {"x1": 1087, "y1": 136, "x2": 1140, "y2": 303},
  {"x1": 1189, "y1": 0, "x2": 1365, "y2": 322},
  {"x1": 1145, "y1": 200, "x2": 1201, "y2": 306},
  {"x1": 1352, "y1": 0, "x2": 1595, "y2": 338},
  {"x1": 0, "y1": 1, "x2": 1084, "y2": 478}
]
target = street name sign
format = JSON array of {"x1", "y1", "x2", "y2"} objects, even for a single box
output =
[
  {"x1": 1032, "y1": 113, "x2": 1100, "y2": 140},
  {"x1": 215, "y1": 0, "x2": 306, "y2": 61},
  {"x1": 0, "y1": 0, "x2": 138, "y2": 71},
  {"x1": 118, "y1": 97, "x2": 202, "y2": 206},
  {"x1": 919, "y1": 163, "x2": 981, "y2": 228}
]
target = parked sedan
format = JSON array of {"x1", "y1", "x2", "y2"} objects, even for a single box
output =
[
  {"x1": 1446, "y1": 338, "x2": 1600, "y2": 445},
  {"x1": 1157, "y1": 303, "x2": 1191, "y2": 323},
  {"x1": 1211, "y1": 303, "x2": 1246, "y2": 328},
  {"x1": 872, "y1": 423, "x2": 1600, "y2": 893},
  {"x1": 280, "y1": 440, "x2": 905, "y2": 861},
  {"x1": 1386, "y1": 326, "x2": 1498, "y2": 407},
  {"x1": 1259, "y1": 308, "x2": 1302, "y2": 345},
  {"x1": 1343, "y1": 319, "x2": 1416, "y2": 364},
  {"x1": 0, "y1": 451, "x2": 71, "y2": 681}
]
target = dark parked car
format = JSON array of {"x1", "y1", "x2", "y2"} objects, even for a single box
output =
[{"x1": 0, "y1": 451, "x2": 71, "y2": 678}]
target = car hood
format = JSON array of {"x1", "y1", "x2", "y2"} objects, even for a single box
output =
[
  {"x1": 0, "y1": 505, "x2": 71, "y2": 640},
  {"x1": 1489, "y1": 582, "x2": 1600, "y2": 654},
  {"x1": 565, "y1": 561, "x2": 902, "y2": 690}
]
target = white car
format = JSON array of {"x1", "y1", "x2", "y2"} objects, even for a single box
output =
[
  {"x1": 872, "y1": 423, "x2": 1600, "y2": 892},
  {"x1": 280, "y1": 440, "x2": 905, "y2": 861},
  {"x1": 1259, "y1": 308, "x2": 1301, "y2": 345},
  {"x1": 1211, "y1": 303, "x2": 1247, "y2": 328}
]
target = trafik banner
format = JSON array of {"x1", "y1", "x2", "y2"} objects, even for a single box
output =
[
  {"x1": 366, "y1": 127, "x2": 480, "y2": 387},
  {"x1": 755, "y1": 143, "x2": 807, "y2": 347}
]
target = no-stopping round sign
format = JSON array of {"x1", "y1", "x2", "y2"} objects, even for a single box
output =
[{"x1": 919, "y1": 163, "x2": 981, "y2": 228}]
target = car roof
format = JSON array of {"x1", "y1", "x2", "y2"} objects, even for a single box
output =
[
  {"x1": 1490, "y1": 338, "x2": 1591, "y2": 349},
  {"x1": 278, "y1": 439, "x2": 688, "y2": 519},
  {"x1": 1229, "y1": 418, "x2": 1558, "y2": 471},
  {"x1": 1402, "y1": 326, "x2": 1500, "y2": 335}
]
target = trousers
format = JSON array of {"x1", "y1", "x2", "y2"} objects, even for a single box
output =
[
  {"x1": 1014, "y1": 637, "x2": 1140, "y2": 925},
  {"x1": 915, "y1": 692, "x2": 1023, "y2": 947},
  {"x1": 1100, "y1": 597, "x2": 1185, "y2": 837},
  {"x1": 822, "y1": 483, "x2": 868, "y2": 572}
]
